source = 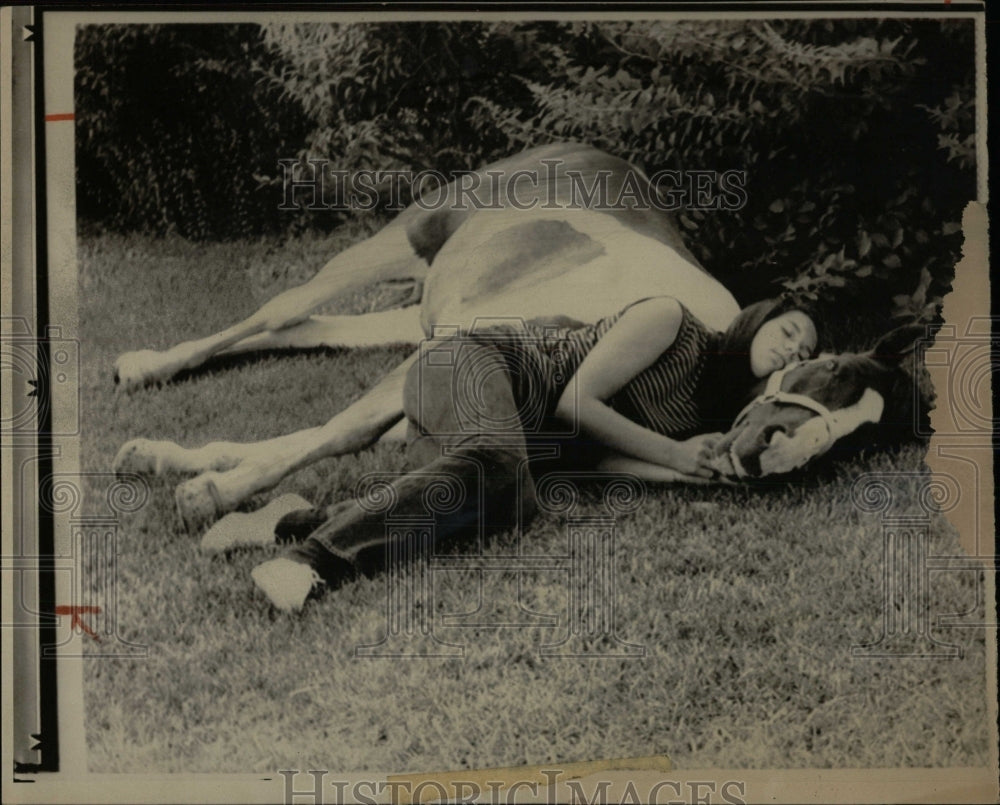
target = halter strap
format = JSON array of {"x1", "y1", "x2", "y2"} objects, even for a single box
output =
[{"x1": 728, "y1": 362, "x2": 837, "y2": 479}]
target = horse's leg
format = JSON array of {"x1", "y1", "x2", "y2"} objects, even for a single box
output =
[
  {"x1": 173, "y1": 351, "x2": 417, "y2": 530},
  {"x1": 112, "y1": 306, "x2": 424, "y2": 478},
  {"x1": 115, "y1": 405, "x2": 406, "y2": 479},
  {"x1": 216, "y1": 306, "x2": 424, "y2": 355},
  {"x1": 112, "y1": 428, "x2": 324, "y2": 478},
  {"x1": 378, "y1": 418, "x2": 408, "y2": 443},
  {"x1": 113, "y1": 221, "x2": 425, "y2": 390}
]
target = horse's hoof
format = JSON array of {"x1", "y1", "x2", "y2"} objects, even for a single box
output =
[
  {"x1": 113, "y1": 438, "x2": 164, "y2": 477},
  {"x1": 175, "y1": 474, "x2": 226, "y2": 532},
  {"x1": 113, "y1": 350, "x2": 165, "y2": 392}
]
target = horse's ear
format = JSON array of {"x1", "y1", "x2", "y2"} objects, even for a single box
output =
[{"x1": 870, "y1": 323, "x2": 928, "y2": 368}]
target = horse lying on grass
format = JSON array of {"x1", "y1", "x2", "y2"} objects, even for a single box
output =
[{"x1": 111, "y1": 143, "x2": 921, "y2": 533}]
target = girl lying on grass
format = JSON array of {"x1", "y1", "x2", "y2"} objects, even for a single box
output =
[{"x1": 252, "y1": 295, "x2": 818, "y2": 611}]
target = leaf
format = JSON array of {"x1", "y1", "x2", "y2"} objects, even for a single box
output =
[
  {"x1": 911, "y1": 266, "x2": 933, "y2": 308},
  {"x1": 769, "y1": 199, "x2": 785, "y2": 214},
  {"x1": 882, "y1": 254, "x2": 902, "y2": 269},
  {"x1": 857, "y1": 230, "x2": 872, "y2": 257}
]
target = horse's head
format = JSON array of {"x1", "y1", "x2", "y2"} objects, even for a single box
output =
[{"x1": 712, "y1": 324, "x2": 924, "y2": 478}]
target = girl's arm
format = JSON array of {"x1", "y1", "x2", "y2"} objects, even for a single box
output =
[
  {"x1": 595, "y1": 451, "x2": 736, "y2": 485},
  {"x1": 553, "y1": 297, "x2": 718, "y2": 478}
]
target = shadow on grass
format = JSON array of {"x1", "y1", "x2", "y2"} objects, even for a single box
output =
[{"x1": 170, "y1": 346, "x2": 359, "y2": 385}]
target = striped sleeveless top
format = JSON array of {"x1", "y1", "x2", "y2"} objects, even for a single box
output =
[{"x1": 469, "y1": 298, "x2": 715, "y2": 439}]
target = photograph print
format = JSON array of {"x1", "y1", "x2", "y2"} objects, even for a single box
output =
[{"x1": 30, "y1": 5, "x2": 995, "y2": 796}]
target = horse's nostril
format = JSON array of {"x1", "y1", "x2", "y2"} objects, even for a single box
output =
[{"x1": 762, "y1": 424, "x2": 786, "y2": 443}]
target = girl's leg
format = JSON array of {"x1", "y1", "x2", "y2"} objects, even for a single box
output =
[{"x1": 253, "y1": 338, "x2": 539, "y2": 610}]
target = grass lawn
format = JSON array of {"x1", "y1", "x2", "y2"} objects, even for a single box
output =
[{"x1": 78, "y1": 231, "x2": 991, "y2": 773}]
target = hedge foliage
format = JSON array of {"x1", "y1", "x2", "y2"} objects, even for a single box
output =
[{"x1": 75, "y1": 19, "x2": 975, "y2": 326}]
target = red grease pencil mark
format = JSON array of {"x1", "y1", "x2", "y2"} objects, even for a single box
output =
[
  {"x1": 55, "y1": 605, "x2": 101, "y2": 641},
  {"x1": 45, "y1": 113, "x2": 75, "y2": 122}
]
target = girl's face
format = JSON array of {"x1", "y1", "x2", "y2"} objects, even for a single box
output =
[{"x1": 749, "y1": 311, "x2": 818, "y2": 378}]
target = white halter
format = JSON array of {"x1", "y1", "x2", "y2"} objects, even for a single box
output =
[
  {"x1": 727, "y1": 361, "x2": 838, "y2": 478},
  {"x1": 732, "y1": 361, "x2": 840, "y2": 433},
  {"x1": 727, "y1": 360, "x2": 887, "y2": 478}
]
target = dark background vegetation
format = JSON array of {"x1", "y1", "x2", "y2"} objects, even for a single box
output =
[{"x1": 75, "y1": 19, "x2": 976, "y2": 340}]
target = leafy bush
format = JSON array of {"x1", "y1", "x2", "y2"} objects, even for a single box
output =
[
  {"x1": 75, "y1": 19, "x2": 976, "y2": 336},
  {"x1": 75, "y1": 24, "x2": 311, "y2": 239},
  {"x1": 472, "y1": 19, "x2": 974, "y2": 340}
]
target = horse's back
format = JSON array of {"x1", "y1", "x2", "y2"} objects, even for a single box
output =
[
  {"x1": 421, "y1": 206, "x2": 739, "y2": 333},
  {"x1": 379, "y1": 143, "x2": 737, "y2": 333},
  {"x1": 401, "y1": 143, "x2": 702, "y2": 271}
]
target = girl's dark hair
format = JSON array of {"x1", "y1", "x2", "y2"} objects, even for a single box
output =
[{"x1": 695, "y1": 297, "x2": 817, "y2": 430}]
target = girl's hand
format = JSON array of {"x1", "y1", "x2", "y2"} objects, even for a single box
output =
[{"x1": 669, "y1": 433, "x2": 724, "y2": 478}]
